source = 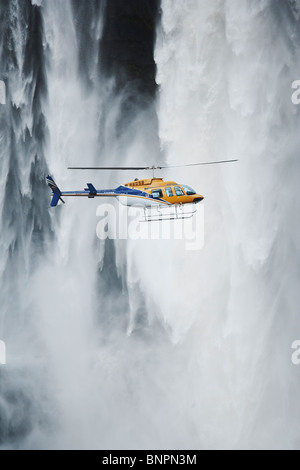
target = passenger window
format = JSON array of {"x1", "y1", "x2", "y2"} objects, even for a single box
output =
[
  {"x1": 151, "y1": 189, "x2": 163, "y2": 199},
  {"x1": 174, "y1": 186, "x2": 184, "y2": 196},
  {"x1": 165, "y1": 187, "x2": 174, "y2": 197}
]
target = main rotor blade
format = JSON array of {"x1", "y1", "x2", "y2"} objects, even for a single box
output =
[
  {"x1": 161, "y1": 159, "x2": 238, "y2": 168},
  {"x1": 68, "y1": 160, "x2": 238, "y2": 171},
  {"x1": 68, "y1": 166, "x2": 155, "y2": 170}
]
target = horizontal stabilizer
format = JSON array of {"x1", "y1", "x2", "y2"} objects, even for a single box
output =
[
  {"x1": 86, "y1": 183, "x2": 97, "y2": 194},
  {"x1": 85, "y1": 183, "x2": 97, "y2": 198}
]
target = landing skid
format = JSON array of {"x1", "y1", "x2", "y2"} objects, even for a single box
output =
[{"x1": 141, "y1": 203, "x2": 197, "y2": 222}]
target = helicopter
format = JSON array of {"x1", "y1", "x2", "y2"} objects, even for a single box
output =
[{"x1": 46, "y1": 159, "x2": 237, "y2": 220}]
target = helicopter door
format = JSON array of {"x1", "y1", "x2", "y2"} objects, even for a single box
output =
[
  {"x1": 165, "y1": 187, "x2": 174, "y2": 197},
  {"x1": 174, "y1": 186, "x2": 184, "y2": 196},
  {"x1": 151, "y1": 189, "x2": 163, "y2": 199}
]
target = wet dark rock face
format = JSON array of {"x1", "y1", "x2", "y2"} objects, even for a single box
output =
[{"x1": 101, "y1": 0, "x2": 161, "y2": 97}]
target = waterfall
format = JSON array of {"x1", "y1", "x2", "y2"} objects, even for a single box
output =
[
  {"x1": 0, "y1": 0, "x2": 53, "y2": 447},
  {"x1": 152, "y1": 0, "x2": 300, "y2": 449},
  {"x1": 0, "y1": 0, "x2": 300, "y2": 450}
]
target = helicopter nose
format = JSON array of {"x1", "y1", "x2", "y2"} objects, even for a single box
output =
[{"x1": 193, "y1": 196, "x2": 204, "y2": 204}]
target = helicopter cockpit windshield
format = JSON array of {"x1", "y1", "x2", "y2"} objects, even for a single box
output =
[{"x1": 182, "y1": 185, "x2": 197, "y2": 196}]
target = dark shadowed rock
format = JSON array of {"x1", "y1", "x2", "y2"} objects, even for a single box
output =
[{"x1": 100, "y1": 0, "x2": 161, "y2": 97}]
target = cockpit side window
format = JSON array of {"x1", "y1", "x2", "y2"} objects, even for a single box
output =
[
  {"x1": 151, "y1": 189, "x2": 163, "y2": 199},
  {"x1": 165, "y1": 187, "x2": 174, "y2": 197},
  {"x1": 182, "y1": 185, "x2": 197, "y2": 196},
  {"x1": 174, "y1": 186, "x2": 184, "y2": 196}
]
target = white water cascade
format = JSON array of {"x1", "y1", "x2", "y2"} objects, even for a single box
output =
[{"x1": 0, "y1": 0, "x2": 300, "y2": 450}]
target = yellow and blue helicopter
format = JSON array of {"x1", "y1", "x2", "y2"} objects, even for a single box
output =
[{"x1": 46, "y1": 160, "x2": 237, "y2": 219}]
